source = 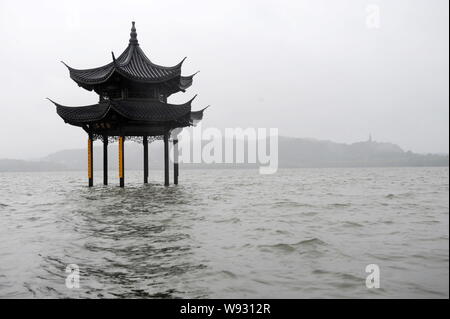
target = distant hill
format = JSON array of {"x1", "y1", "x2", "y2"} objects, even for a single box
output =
[
  {"x1": 0, "y1": 159, "x2": 67, "y2": 172},
  {"x1": 277, "y1": 137, "x2": 448, "y2": 167},
  {"x1": 0, "y1": 137, "x2": 448, "y2": 172}
]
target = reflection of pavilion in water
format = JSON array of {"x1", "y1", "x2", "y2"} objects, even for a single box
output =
[{"x1": 49, "y1": 22, "x2": 207, "y2": 187}]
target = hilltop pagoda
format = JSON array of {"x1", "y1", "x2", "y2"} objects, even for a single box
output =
[{"x1": 49, "y1": 22, "x2": 207, "y2": 187}]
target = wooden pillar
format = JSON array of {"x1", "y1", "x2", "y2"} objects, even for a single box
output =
[
  {"x1": 164, "y1": 133, "x2": 169, "y2": 186},
  {"x1": 88, "y1": 133, "x2": 93, "y2": 187},
  {"x1": 173, "y1": 139, "x2": 179, "y2": 185},
  {"x1": 119, "y1": 136, "x2": 125, "y2": 187},
  {"x1": 143, "y1": 136, "x2": 149, "y2": 184},
  {"x1": 103, "y1": 135, "x2": 108, "y2": 185}
]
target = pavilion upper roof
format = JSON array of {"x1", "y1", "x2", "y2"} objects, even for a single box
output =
[{"x1": 62, "y1": 22, "x2": 196, "y2": 88}]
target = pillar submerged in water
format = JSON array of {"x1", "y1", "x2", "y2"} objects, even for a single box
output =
[
  {"x1": 173, "y1": 139, "x2": 179, "y2": 185},
  {"x1": 143, "y1": 136, "x2": 149, "y2": 184},
  {"x1": 88, "y1": 133, "x2": 93, "y2": 187},
  {"x1": 103, "y1": 135, "x2": 108, "y2": 185},
  {"x1": 119, "y1": 136, "x2": 125, "y2": 188},
  {"x1": 164, "y1": 133, "x2": 170, "y2": 187}
]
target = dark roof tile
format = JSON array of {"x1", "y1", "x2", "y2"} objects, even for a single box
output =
[
  {"x1": 63, "y1": 23, "x2": 190, "y2": 87},
  {"x1": 49, "y1": 98, "x2": 206, "y2": 124}
]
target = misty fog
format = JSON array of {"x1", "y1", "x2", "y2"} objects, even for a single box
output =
[{"x1": 0, "y1": 0, "x2": 448, "y2": 159}]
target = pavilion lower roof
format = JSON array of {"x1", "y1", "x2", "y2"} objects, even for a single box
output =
[{"x1": 49, "y1": 97, "x2": 208, "y2": 125}]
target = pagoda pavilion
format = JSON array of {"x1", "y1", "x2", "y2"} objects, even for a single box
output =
[{"x1": 49, "y1": 22, "x2": 207, "y2": 187}]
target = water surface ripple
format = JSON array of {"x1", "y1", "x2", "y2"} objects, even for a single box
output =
[{"x1": 0, "y1": 167, "x2": 448, "y2": 298}]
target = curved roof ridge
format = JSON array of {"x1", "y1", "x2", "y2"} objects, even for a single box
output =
[
  {"x1": 62, "y1": 60, "x2": 114, "y2": 73},
  {"x1": 134, "y1": 46, "x2": 184, "y2": 71},
  {"x1": 48, "y1": 99, "x2": 111, "y2": 123},
  {"x1": 47, "y1": 98, "x2": 110, "y2": 108},
  {"x1": 184, "y1": 70, "x2": 200, "y2": 78},
  {"x1": 117, "y1": 44, "x2": 136, "y2": 66},
  {"x1": 187, "y1": 94, "x2": 198, "y2": 105}
]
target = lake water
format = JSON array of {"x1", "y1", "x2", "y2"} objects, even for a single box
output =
[{"x1": 0, "y1": 167, "x2": 448, "y2": 298}]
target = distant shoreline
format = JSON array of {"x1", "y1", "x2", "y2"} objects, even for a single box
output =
[
  {"x1": 1, "y1": 136, "x2": 448, "y2": 172},
  {"x1": 1, "y1": 161, "x2": 448, "y2": 173},
  {"x1": 1, "y1": 166, "x2": 449, "y2": 173}
]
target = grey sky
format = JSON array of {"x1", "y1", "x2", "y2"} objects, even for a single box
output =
[{"x1": 0, "y1": 0, "x2": 448, "y2": 159}]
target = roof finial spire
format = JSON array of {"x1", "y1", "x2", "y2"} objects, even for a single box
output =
[{"x1": 129, "y1": 21, "x2": 138, "y2": 45}]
